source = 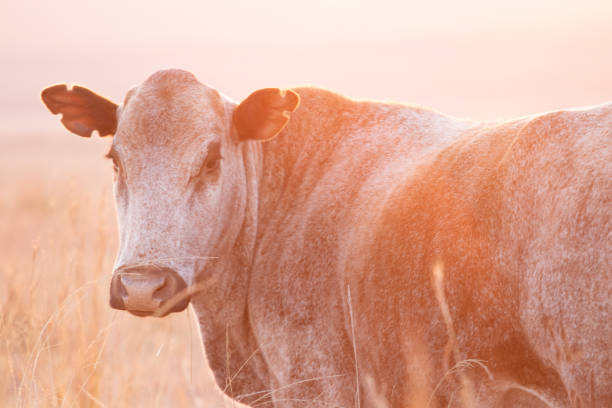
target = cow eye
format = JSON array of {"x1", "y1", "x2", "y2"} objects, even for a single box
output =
[
  {"x1": 203, "y1": 142, "x2": 222, "y2": 173},
  {"x1": 190, "y1": 142, "x2": 222, "y2": 189},
  {"x1": 205, "y1": 157, "x2": 220, "y2": 172},
  {"x1": 105, "y1": 148, "x2": 120, "y2": 173}
]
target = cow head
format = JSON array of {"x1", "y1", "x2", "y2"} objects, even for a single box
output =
[{"x1": 41, "y1": 69, "x2": 299, "y2": 317}]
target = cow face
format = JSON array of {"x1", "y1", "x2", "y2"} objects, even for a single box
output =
[{"x1": 41, "y1": 69, "x2": 299, "y2": 317}]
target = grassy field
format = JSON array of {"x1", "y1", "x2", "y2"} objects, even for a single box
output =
[
  {"x1": 0, "y1": 132, "x2": 486, "y2": 408},
  {"x1": 0, "y1": 132, "x2": 233, "y2": 407}
]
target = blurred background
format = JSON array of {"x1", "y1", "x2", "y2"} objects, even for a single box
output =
[
  {"x1": 1, "y1": 0, "x2": 611, "y2": 406},
  {"x1": 2, "y1": 0, "x2": 612, "y2": 133}
]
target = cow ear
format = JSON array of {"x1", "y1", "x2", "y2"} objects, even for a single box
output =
[
  {"x1": 41, "y1": 84, "x2": 118, "y2": 137},
  {"x1": 233, "y1": 88, "x2": 300, "y2": 141}
]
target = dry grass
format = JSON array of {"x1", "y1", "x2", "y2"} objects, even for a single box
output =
[
  {"x1": 0, "y1": 132, "x2": 228, "y2": 407},
  {"x1": 0, "y1": 132, "x2": 491, "y2": 408}
]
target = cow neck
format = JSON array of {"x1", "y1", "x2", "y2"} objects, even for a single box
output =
[{"x1": 195, "y1": 138, "x2": 271, "y2": 401}]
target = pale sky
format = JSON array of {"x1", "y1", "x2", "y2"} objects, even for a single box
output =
[{"x1": 1, "y1": 0, "x2": 611, "y2": 132}]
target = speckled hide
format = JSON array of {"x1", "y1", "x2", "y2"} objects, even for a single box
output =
[{"x1": 42, "y1": 69, "x2": 611, "y2": 407}]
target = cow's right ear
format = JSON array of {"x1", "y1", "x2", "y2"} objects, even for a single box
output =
[
  {"x1": 233, "y1": 88, "x2": 300, "y2": 141},
  {"x1": 41, "y1": 84, "x2": 118, "y2": 137}
]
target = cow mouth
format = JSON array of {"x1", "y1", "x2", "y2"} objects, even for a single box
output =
[
  {"x1": 126, "y1": 298, "x2": 191, "y2": 317},
  {"x1": 129, "y1": 310, "x2": 156, "y2": 317}
]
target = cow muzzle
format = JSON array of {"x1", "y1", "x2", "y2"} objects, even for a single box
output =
[{"x1": 109, "y1": 266, "x2": 190, "y2": 316}]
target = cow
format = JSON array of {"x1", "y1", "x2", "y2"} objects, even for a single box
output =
[{"x1": 41, "y1": 69, "x2": 611, "y2": 407}]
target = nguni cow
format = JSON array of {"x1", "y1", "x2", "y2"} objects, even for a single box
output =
[{"x1": 42, "y1": 69, "x2": 611, "y2": 407}]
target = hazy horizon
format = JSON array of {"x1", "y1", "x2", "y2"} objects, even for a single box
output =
[{"x1": 2, "y1": 0, "x2": 611, "y2": 133}]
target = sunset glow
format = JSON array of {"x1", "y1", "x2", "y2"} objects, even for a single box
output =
[
  {"x1": 1, "y1": 0, "x2": 611, "y2": 133},
  {"x1": 1, "y1": 2, "x2": 611, "y2": 406}
]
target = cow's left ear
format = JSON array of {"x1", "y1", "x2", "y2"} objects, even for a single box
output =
[
  {"x1": 233, "y1": 88, "x2": 300, "y2": 141},
  {"x1": 41, "y1": 84, "x2": 118, "y2": 137}
]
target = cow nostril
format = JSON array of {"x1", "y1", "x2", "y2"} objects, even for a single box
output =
[
  {"x1": 152, "y1": 276, "x2": 168, "y2": 301},
  {"x1": 116, "y1": 276, "x2": 128, "y2": 299}
]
